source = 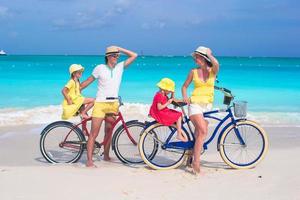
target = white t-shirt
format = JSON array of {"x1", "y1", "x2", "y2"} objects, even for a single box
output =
[{"x1": 92, "y1": 61, "x2": 125, "y2": 102}]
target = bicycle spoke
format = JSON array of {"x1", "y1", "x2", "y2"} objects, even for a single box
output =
[
  {"x1": 220, "y1": 121, "x2": 268, "y2": 168},
  {"x1": 40, "y1": 122, "x2": 85, "y2": 163},
  {"x1": 147, "y1": 130, "x2": 164, "y2": 145},
  {"x1": 140, "y1": 124, "x2": 187, "y2": 169},
  {"x1": 113, "y1": 121, "x2": 145, "y2": 164}
]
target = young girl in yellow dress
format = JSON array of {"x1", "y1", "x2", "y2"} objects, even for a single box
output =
[{"x1": 61, "y1": 64, "x2": 94, "y2": 120}]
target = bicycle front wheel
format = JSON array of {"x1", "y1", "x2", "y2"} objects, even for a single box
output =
[
  {"x1": 219, "y1": 120, "x2": 269, "y2": 169},
  {"x1": 139, "y1": 123, "x2": 188, "y2": 170},
  {"x1": 112, "y1": 121, "x2": 145, "y2": 164},
  {"x1": 40, "y1": 121, "x2": 86, "y2": 163}
]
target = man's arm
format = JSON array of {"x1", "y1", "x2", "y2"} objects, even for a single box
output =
[
  {"x1": 80, "y1": 75, "x2": 95, "y2": 90},
  {"x1": 117, "y1": 47, "x2": 138, "y2": 68}
]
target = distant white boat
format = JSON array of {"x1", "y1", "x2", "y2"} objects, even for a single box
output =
[{"x1": 0, "y1": 50, "x2": 7, "y2": 56}]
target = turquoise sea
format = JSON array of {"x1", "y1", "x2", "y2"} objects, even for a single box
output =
[{"x1": 0, "y1": 55, "x2": 300, "y2": 126}]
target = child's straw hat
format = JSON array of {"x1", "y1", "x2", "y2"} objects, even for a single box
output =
[
  {"x1": 157, "y1": 78, "x2": 175, "y2": 92},
  {"x1": 69, "y1": 64, "x2": 84, "y2": 74}
]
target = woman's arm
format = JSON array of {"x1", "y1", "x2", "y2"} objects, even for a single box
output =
[
  {"x1": 117, "y1": 46, "x2": 138, "y2": 68},
  {"x1": 206, "y1": 48, "x2": 219, "y2": 75},
  {"x1": 181, "y1": 70, "x2": 193, "y2": 104},
  {"x1": 80, "y1": 76, "x2": 95, "y2": 90},
  {"x1": 62, "y1": 87, "x2": 72, "y2": 105}
]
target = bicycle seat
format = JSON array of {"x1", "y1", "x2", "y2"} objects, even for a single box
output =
[{"x1": 171, "y1": 101, "x2": 187, "y2": 107}]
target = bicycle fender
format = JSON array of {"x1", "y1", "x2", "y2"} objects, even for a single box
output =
[
  {"x1": 111, "y1": 120, "x2": 144, "y2": 151},
  {"x1": 125, "y1": 120, "x2": 139, "y2": 124},
  {"x1": 143, "y1": 120, "x2": 157, "y2": 130},
  {"x1": 40, "y1": 121, "x2": 76, "y2": 135}
]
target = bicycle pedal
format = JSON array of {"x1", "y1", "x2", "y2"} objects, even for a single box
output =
[
  {"x1": 185, "y1": 150, "x2": 193, "y2": 156},
  {"x1": 186, "y1": 155, "x2": 193, "y2": 167}
]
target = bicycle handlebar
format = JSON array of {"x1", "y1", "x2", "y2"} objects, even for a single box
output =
[
  {"x1": 171, "y1": 101, "x2": 187, "y2": 107},
  {"x1": 214, "y1": 86, "x2": 233, "y2": 97},
  {"x1": 171, "y1": 85, "x2": 234, "y2": 108}
]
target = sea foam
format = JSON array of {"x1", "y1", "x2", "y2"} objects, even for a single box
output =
[{"x1": 0, "y1": 104, "x2": 299, "y2": 127}]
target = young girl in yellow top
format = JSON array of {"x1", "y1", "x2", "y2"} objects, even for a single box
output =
[{"x1": 62, "y1": 64, "x2": 94, "y2": 120}]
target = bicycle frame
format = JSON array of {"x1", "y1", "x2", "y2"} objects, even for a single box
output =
[
  {"x1": 61, "y1": 111, "x2": 138, "y2": 150},
  {"x1": 147, "y1": 106, "x2": 247, "y2": 152},
  {"x1": 202, "y1": 107, "x2": 246, "y2": 150}
]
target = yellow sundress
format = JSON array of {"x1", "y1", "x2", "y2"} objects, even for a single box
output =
[{"x1": 61, "y1": 79, "x2": 85, "y2": 120}]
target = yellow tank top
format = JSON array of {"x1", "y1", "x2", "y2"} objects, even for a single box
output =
[{"x1": 190, "y1": 69, "x2": 215, "y2": 104}]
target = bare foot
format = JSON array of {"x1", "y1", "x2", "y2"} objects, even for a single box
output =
[
  {"x1": 86, "y1": 161, "x2": 97, "y2": 168},
  {"x1": 191, "y1": 161, "x2": 201, "y2": 174},
  {"x1": 103, "y1": 155, "x2": 111, "y2": 161},
  {"x1": 81, "y1": 113, "x2": 89, "y2": 119},
  {"x1": 176, "y1": 133, "x2": 188, "y2": 142}
]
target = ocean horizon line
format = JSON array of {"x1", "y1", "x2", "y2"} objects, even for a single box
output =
[{"x1": 1, "y1": 54, "x2": 300, "y2": 59}]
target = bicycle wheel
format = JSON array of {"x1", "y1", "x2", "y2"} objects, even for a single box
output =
[
  {"x1": 219, "y1": 120, "x2": 269, "y2": 169},
  {"x1": 139, "y1": 123, "x2": 188, "y2": 170},
  {"x1": 112, "y1": 121, "x2": 145, "y2": 164},
  {"x1": 40, "y1": 121, "x2": 86, "y2": 163}
]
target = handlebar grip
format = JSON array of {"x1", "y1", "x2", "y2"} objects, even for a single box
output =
[
  {"x1": 223, "y1": 88, "x2": 231, "y2": 93},
  {"x1": 171, "y1": 101, "x2": 187, "y2": 107}
]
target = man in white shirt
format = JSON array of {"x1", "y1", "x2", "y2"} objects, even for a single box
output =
[{"x1": 81, "y1": 46, "x2": 137, "y2": 167}]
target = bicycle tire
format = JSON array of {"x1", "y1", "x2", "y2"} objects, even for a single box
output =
[
  {"x1": 40, "y1": 121, "x2": 86, "y2": 163},
  {"x1": 112, "y1": 121, "x2": 145, "y2": 164},
  {"x1": 219, "y1": 120, "x2": 269, "y2": 169},
  {"x1": 139, "y1": 123, "x2": 188, "y2": 170}
]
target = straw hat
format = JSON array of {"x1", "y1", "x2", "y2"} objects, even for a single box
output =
[
  {"x1": 69, "y1": 64, "x2": 84, "y2": 74},
  {"x1": 157, "y1": 78, "x2": 175, "y2": 92},
  {"x1": 191, "y1": 46, "x2": 211, "y2": 63},
  {"x1": 106, "y1": 46, "x2": 120, "y2": 56}
]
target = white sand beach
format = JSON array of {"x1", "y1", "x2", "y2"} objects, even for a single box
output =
[{"x1": 0, "y1": 105, "x2": 300, "y2": 200}]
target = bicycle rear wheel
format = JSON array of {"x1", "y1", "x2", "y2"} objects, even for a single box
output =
[
  {"x1": 219, "y1": 120, "x2": 268, "y2": 169},
  {"x1": 40, "y1": 121, "x2": 85, "y2": 163},
  {"x1": 139, "y1": 123, "x2": 188, "y2": 170},
  {"x1": 112, "y1": 121, "x2": 145, "y2": 164}
]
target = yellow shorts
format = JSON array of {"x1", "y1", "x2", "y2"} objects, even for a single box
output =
[{"x1": 92, "y1": 101, "x2": 119, "y2": 118}]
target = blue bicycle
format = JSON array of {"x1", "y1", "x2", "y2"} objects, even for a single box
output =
[{"x1": 138, "y1": 87, "x2": 269, "y2": 170}]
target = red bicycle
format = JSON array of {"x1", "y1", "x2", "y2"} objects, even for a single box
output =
[{"x1": 39, "y1": 97, "x2": 145, "y2": 164}]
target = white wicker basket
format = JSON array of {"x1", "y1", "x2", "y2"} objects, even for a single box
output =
[{"x1": 233, "y1": 101, "x2": 247, "y2": 118}]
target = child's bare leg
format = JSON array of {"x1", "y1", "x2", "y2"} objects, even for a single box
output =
[
  {"x1": 81, "y1": 98, "x2": 94, "y2": 119},
  {"x1": 176, "y1": 116, "x2": 188, "y2": 142}
]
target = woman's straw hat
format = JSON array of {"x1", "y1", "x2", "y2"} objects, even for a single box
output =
[
  {"x1": 106, "y1": 46, "x2": 120, "y2": 56},
  {"x1": 157, "y1": 78, "x2": 175, "y2": 92},
  {"x1": 191, "y1": 46, "x2": 211, "y2": 63},
  {"x1": 69, "y1": 64, "x2": 84, "y2": 74}
]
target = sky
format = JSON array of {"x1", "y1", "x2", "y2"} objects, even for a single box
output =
[{"x1": 0, "y1": 0, "x2": 299, "y2": 56}]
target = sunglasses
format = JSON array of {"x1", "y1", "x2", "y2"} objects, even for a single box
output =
[{"x1": 109, "y1": 54, "x2": 120, "y2": 58}]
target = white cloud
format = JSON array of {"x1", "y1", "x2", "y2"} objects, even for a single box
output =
[
  {"x1": 141, "y1": 23, "x2": 150, "y2": 30},
  {"x1": 141, "y1": 21, "x2": 166, "y2": 30},
  {"x1": 8, "y1": 31, "x2": 18, "y2": 38},
  {"x1": 0, "y1": 5, "x2": 12, "y2": 18},
  {"x1": 52, "y1": 0, "x2": 134, "y2": 30}
]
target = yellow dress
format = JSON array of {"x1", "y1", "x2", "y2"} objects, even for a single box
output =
[
  {"x1": 62, "y1": 79, "x2": 85, "y2": 120},
  {"x1": 190, "y1": 68, "x2": 216, "y2": 104}
]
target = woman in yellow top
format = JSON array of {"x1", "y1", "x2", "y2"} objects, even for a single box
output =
[
  {"x1": 182, "y1": 46, "x2": 219, "y2": 174},
  {"x1": 62, "y1": 64, "x2": 95, "y2": 120}
]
